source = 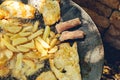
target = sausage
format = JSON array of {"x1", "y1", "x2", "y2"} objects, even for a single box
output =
[
  {"x1": 55, "y1": 18, "x2": 81, "y2": 33},
  {"x1": 59, "y1": 30, "x2": 85, "y2": 41}
]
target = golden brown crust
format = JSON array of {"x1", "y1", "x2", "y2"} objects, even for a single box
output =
[
  {"x1": 0, "y1": 8, "x2": 9, "y2": 19},
  {"x1": 39, "y1": 0, "x2": 60, "y2": 26},
  {"x1": 0, "y1": 0, "x2": 36, "y2": 19},
  {"x1": 49, "y1": 42, "x2": 82, "y2": 80},
  {"x1": 36, "y1": 71, "x2": 57, "y2": 80}
]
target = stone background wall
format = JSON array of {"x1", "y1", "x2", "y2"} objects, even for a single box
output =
[{"x1": 73, "y1": 0, "x2": 120, "y2": 50}]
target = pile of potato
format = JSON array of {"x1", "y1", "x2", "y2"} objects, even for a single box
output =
[{"x1": 0, "y1": 19, "x2": 60, "y2": 79}]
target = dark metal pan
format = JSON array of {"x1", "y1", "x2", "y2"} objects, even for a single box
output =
[{"x1": 60, "y1": 0, "x2": 104, "y2": 80}]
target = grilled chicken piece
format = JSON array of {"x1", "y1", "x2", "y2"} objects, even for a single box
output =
[
  {"x1": 0, "y1": 0, "x2": 36, "y2": 19},
  {"x1": 49, "y1": 42, "x2": 82, "y2": 80},
  {"x1": 0, "y1": 8, "x2": 9, "y2": 19},
  {"x1": 36, "y1": 71, "x2": 57, "y2": 80},
  {"x1": 59, "y1": 30, "x2": 85, "y2": 41},
  {"x1": 28, "y1": 0, "x2": 60, "y2": 25}
]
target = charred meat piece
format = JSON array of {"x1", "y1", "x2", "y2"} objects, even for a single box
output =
[
  {"x1": 55, "y1": 18, "x2": 81, "y2": 33},
  {"x1": 59, "y1": 30, "x2": 85, "y2": 41}
]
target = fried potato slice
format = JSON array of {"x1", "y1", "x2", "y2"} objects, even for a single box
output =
[
  {"x1": 3, "y1": 35, "x2": 10, "y2": 43},
  {"x1": 16, "y1": 45, "x2": 30, "y2": 53},
  {"x1": 20, "y1": 40, "x2": 35, "y2": 49},
  {"x1": 10, "y1": 34, "x2": 21, "y2": 40},
  {"x1": 48, "y1": 46, "x2": 58, "y2": 54},
  {"x1": 43, "y1": 26, "x2": 50, "y2": 41},
  {"x1": 0, "y1": 34, "x2": 6, "y2": 50},
  {"x1": 5, "y1": 33, "x2": 14, "y2": 37},
  {"x1": 15, "y1": 53, "x2": 23, "y2": 70},
  {"x1": 19, "y1": 32, "x2": 31, "y2": 37},
  {"x1": 12, "y1": 37, "x2": 28, "y2": 46},
  {"x1": 28, "y1": 29, "x2": 44, "y2": 40},
  {"x1": 4, "y1": 49, "x2": 13, "y2": 60},
  {"x1": 0, "y1": 67, "x2": 10, "y2": 77},
  {"x1": 0, "y1": 54, "x2": 7, "y2": 66},
  {"x1": 32, "y1": 21, "x2": 39, "y2": 32},
  {"x1": 46, "y1": 37, "x2": 50, "y2": 44},
  {"x1": 1, "y1": 37, "x2": 18, "y2": 52},
  {"x1": 35, "y1": 40, "x2": 48, "y2": 57},
  {"x1": 3, "y1": 26, "x2": 22, "y2": 33},
  {"x1": 36, "y1": 37, "x2": 50, "y2": 49},
  {"x1": 50, "y1": 31, "x2": 55, "y2": 39},
  {"x1": 22, "y1": 26, "x2": 33, "y2": 32},
  {"x1": 50, "y1": 38, "x2": 58, "y2": 48}
]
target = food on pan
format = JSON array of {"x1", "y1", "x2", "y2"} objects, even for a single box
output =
[
  {"x1": 0, "y1": 0, "x2": 35, "y2": 19},
  {"x1": 0, "y1": 20, "x2": 59, "y2": 79},
  {"x1": 28, "y1": 0, "x2": 60, "y2": 25},
  {"x1": 55, "y1": 18, "x2": 81, "y2": 33},
  {"x1": 59, "y1": 30, "x2": 85, "y2": 41},
  {"x1": 49, "y1": 42, "x2": 82, "y2": 80},
  {"x1": 0, "y1": 20, "x2": 83, "y2": 79},
  {"x1": 0, "y1": 0, "x2": 84, "y2": 80}
]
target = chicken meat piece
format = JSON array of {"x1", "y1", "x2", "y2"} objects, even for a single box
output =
[
  {"x1": 28, "y1": 0, "x2": 60, "y2": 25},
  {"x1": 0, "y1": 0, "x2": 36, "y2": 19},
  {"x1": 36, "y1": 71, "x2": 57, "y2": 80},
  {"x1": 49, "y1": 42, "x2": 82, "y2": 80},
  {"x1": 0, "y1": 8, "x2": 9, "y2": 19}
]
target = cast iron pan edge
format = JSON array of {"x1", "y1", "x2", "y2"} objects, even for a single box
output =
[{"x1": 60, "y1": 0, "x2": 104, "y2": 80}]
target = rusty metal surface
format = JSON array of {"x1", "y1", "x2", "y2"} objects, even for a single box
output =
[{"x1": 60, "y1": 0, "x2": 104, "y2": 80}]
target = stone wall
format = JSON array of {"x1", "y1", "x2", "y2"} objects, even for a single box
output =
[{"x1": 73, "y1": 0, "x2": 120, "y2": 50}]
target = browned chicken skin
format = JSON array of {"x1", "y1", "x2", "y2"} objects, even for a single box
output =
[
  {"x1": 49, "y1": 43, "x2": 82, "y2": 80},
  {"x1": 28, "y1": 0, "x2": 60, "y2": 26},
  {"x1": 0, "y1": 0, "x2": 36, "y2": 19}
]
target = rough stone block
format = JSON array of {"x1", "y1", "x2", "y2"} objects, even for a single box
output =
[
  {"x1": 73, "y1": 0, "x2": 112, "y2": 18},
  {"x1": 92, "y1": 1, "x2": 112, "y2": 18},
  {"x1": 83, "y1": 7, "x2": 110, "y2": 32},
  {"x1": 104, "y1": 11, "x2": 120, "y2": 50},
  {"x1": 110, "y1": 11, "x2": 120, "y2": 29},
  {"x1": 98, "y1": 0, "x2": 120, "y2": 9}
]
